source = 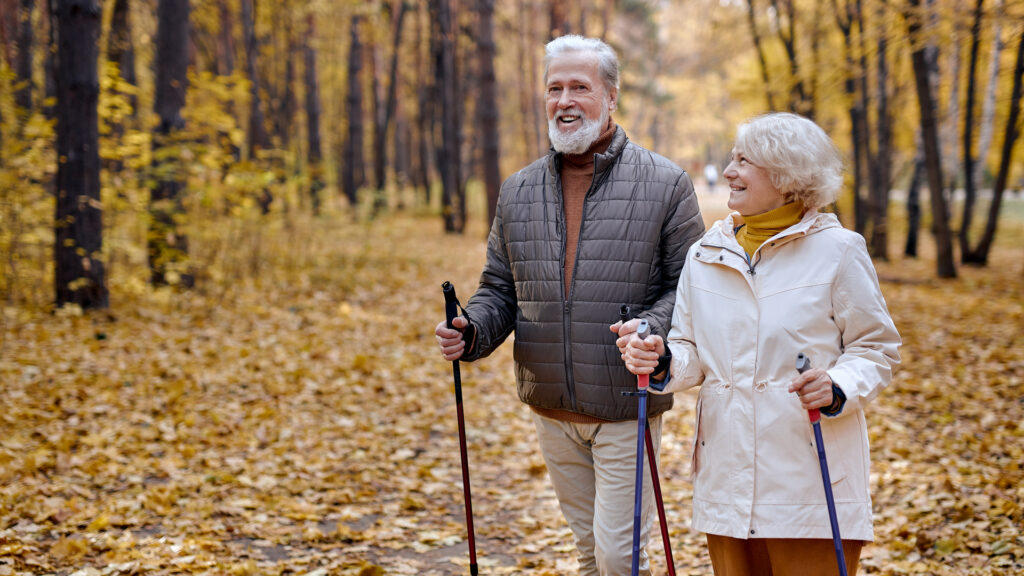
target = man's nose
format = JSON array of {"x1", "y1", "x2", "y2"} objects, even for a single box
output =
[{"x1": 557, "y1": 89, "x2": 573, "y2": 108}]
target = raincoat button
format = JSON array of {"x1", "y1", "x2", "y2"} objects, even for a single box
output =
[
  {"x1": 750, "y1": 529, "x2": 756, "y2": 535},
  {"x1": 719, "y1": 255, "x2": 723, "y2": 261},
  {"x1": 696, "y1": 251, "x2": 701, "y2": 257}
]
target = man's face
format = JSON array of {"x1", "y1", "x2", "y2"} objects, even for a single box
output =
[{"x1": 545, "y1": 52, "x2": 617, "y2": 153}]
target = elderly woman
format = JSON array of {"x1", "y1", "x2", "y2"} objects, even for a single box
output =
[{"x1": 620, "y1": 112, "x2": 900, "y2": 575}]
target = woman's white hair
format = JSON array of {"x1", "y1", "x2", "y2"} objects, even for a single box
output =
[
  {"x1": 544, "y1": 35, "x2": 620, "y2": 94},
  {"x1": 734, "y1": 112, "x2": 843, "y2": 209}
]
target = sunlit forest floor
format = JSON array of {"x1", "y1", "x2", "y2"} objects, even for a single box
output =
[{"x1": 1, "y1": 191, "x2": 1022, "y2": 575}]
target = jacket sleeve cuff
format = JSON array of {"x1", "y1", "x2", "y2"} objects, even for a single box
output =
[
  {"x1": 649, "y1": 353, "x2": 673, "y2": 393},
  {"x1": 820, "y1": 383, "x2": 847, "y2": 417}
]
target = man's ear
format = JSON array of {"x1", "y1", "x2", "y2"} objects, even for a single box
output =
[{"x1": 607, "y1": 87, "x2": 618, "y2": 112}]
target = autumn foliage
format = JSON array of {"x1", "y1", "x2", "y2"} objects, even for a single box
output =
[{"x1": 0, "y1": 199, "x2": 1021, "y2": 575}]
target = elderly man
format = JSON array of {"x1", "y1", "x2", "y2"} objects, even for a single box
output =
[{"x1": 435, "y1": 35, "x2": 704, "y2": 575}]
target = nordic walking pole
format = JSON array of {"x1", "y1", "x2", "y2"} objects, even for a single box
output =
[
  {"x1": 620, "y1": 306, "x2": 676, "y2": 576},
  {"x1": 442, "y1": 281, "x2": 478, "y2": 576},
  {"x1": 796, "y1": 353, "x2": 848, "y2": 576}
]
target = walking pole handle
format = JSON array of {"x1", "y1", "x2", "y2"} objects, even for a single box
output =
[
  {"x1": 795, "y1": 352, "x2": 820, "y2": 423},
  {"x1": 635, "y1": 320, "x2": 650, "y2": 389},
  {"x1": 442, "y1": 281, "x2": 460, "y2": 329}
]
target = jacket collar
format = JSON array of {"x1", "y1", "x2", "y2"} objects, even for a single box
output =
[
  {"x1": 705, "y1": 209, "x2": 842, "y2": 248},
  {"x1": 547, "y1": 125, "x2": 629, "y2": 177}
]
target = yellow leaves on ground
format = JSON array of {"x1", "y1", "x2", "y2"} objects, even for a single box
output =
[{"x1": 1, "y1": 211, "x2": 1021, "y2": 574}]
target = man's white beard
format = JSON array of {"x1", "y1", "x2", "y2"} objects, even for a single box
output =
[{"x1": 548, "y1": 105, "x2": 608, "y2": 154}]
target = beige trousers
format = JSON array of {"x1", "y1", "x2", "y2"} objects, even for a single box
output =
[{"x1": 532, "y1": 411, "x2": 662, "y2": 576}]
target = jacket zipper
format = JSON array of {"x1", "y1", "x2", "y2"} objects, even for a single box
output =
[
  {"x1": 562, "y1": 163, "x2": 604, "y2": 412},
  {"x1": 701, "y1": 242, "x2": 761, "y2": 276},
  {"x1": 554, "y1": 170, "x2": 576, "y2": 411}
]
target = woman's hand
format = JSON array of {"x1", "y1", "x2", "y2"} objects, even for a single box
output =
[
  {"x1": 621, "y1": 333, "x2": 666, "y2": 376},
  {"x1": 788, "y1": 368, "x2": 834, "y2": 411}
]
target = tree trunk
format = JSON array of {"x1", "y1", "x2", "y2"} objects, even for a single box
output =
[
  {"x1": 958, "y1": 0, "x2": 984, "y2": 260},
  {"x1": 0, "y1": 0, "x2": 16, "y2": 69},
  {"x1": 769, "y1": 0, "x2": 809, "y2": 116},
  {"x1": 433, "y1": 0, "x2": 462, "y2": 233},
  {"x1": 54, "y1": 0, "x2": 106, "y2": 308},
  {"x1": 549, "y1": 0, "x2": 569, "y2": 39},
  {"x1": 277, "y1": 9, "x2": 296, "y2": 149},
  {"x1": 972, "y1": 0, "x2": 1003, "y2": 192},
  {"x1": 105, "y1": 0, "x2": 135, "y2": 175},
  {"x1": 107, "y1": 0, "x2": 136, "y2": 114},
  {"x1": 868, "y1": 0, "x2": 892, "y2": 260},
  {"x1": 964, "y1": 27, "x2": 1023, "y2": 265},
  {"x1": 216, "y1": 0, "x2": 234, "y2": 75},
  {"x1": 304, "y1": 12, "x2": 323, "y2": 215},
  {"x1": 528, "y1": 0, "x2": 543, "y2": 156},
  {"x1": 413, "y1": 2, "x2": 431, "y2": 206},
  {"x1": 342, "y1": 14, "x2": 364, "y2": 207},
  {"x1": 14, "y1": 0, "x2": 33, "y2": 112},
  {"x1": 477, "y1": 0, "x2": 500, "y2": 228},
  {"x1": 907, "y1": 0, "x2": 956, "y2": 278},
  {"x1": 150, "y1": 0, "x2": 192, "y2": 287},
  {"x1": 944, "y1": 20, "x2": 962, "y2": 190},
  {"x1": 373, "y1": 1, "x2": 408, "y2": 215},
  {"x1": 745, "y1": 0, "x2": 776, "y2": 111},
  {"x1": 601, "y1": 0, "x2": 614, "y2": 40},
  {"x1": 241, "y1": 0, "x2": 268, "y2": 155},
  {"x1": 833, "y1": 0, "x2": 866, "y2": 232},
  {"x1": 904, "y1": 141, "x2": 924, "y2": 258},
  {"x1": 42, "y1": 0, "x2": 55, "y2": 118}
]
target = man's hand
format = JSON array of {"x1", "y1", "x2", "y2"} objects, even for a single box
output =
[
  {"x1": 788, "y1": 368, "x2": 834, "y2": 411},
  {"x1": 622, "y1": 333, "x2": 665, "y2": 375},
  {"x1": 610, "y1": 318, "x2": 644, "y2": 355},
  {"x1": 611, "y1": 319, "x2": 667, "y2": 375},
  {"x1": 436, "y1": 316, "x2": 470, "y2": 361}
]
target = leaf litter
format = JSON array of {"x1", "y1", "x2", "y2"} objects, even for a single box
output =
[{"x1": 0, "y1": 213, "x2": 1021, "y2": 574}]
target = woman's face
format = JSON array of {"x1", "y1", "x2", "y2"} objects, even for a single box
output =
[{"x1": 723, "y1": 150, "x2": 786, "y2": 216}]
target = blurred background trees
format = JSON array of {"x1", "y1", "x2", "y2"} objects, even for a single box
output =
[{"x1": 0, "y1": 0, "x2": 1022, "y2": 310}]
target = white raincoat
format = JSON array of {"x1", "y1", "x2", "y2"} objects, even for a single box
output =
[{"x1": 658, "y1": 209, "x2": 900, "y2": 541}]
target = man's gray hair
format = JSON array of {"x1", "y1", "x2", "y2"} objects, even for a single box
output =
[
  {"x1": 544, "y1": 35, "x2": 620, "y2": 94},
  {"x1": 734, "y1": 112, "x2": 844, "y2": 209}
]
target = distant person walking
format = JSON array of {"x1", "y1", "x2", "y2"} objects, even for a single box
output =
[
  {"x1": 620, "y1": 112, "x2": 901, "y2": 576},
  {"x1": 704, "y1": 163, "x2": 718, "y2": 191},
  {"x1": 435, "y1": 35, "x2": 704, "y2": 575}
]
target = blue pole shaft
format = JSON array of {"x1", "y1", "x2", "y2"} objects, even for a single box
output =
[
  {"x1": 632, "y1": 388, "x2": 647, "y2": 576},
  {"x1": 811, "y1": 415, "x2": 847, "y2": 576}
]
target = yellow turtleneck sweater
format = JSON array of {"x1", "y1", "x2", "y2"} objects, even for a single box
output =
[{"x1": 735, "y1": 201, "x2": 804, "y2": 257}]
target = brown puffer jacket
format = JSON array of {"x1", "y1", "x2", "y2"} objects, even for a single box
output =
[{"x1": 461, "y1": 127, "x2": 705, "y2": 421}]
